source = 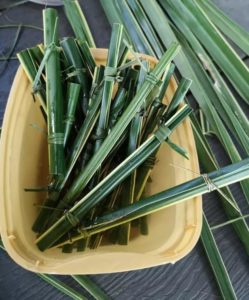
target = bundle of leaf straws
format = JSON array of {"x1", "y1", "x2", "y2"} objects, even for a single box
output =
[{"x1": 17, "y1": 7, "x2": 193, "y2": 252}]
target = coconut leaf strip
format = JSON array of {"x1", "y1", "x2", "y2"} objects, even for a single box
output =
[
  {"x1": 165, "y1": 0, "x2": 249, "y2": 104},
  {"x1": 100, "y1": 0, "x2": 131, "y2": 45},
  {"x1": 191, "y1": 113, "x2": 249, "y2": 254},
  {"x1": 198, "y1": 0, "x2": 249, "y2": 56},
  {"x1": 139, "y1": 1, "x2": 248, "y2": 159},
  {"x1": 115, "y1": 0, "x2": 155, "y2": 56},
  {"x1": 62, "y1": 0, "x2": 95, "y2": 47},
  {"x1": 166, "y1": 138, "x2": 188, "y2": 159},
  {"x1": 37, "y1": 274, "x2": 87, "y2": 300},
  {"x1": 201, "y1": 214, "x2": 237, "y2": 300},
  {"x1": 211, "y1": 214, "x2": 249, "y2": 230},
  {"x1": 17, "y1": 50, "x2": 47, "y2": 112},
  {"x1": 32, "y1": 48, "x2": 54, "y2": 95},
  {"x1": 127, "y1": 0, "x2": 164, "y2": 58},
  {"x1": 77, "y1": 40, "x2": 96, "y2": 76},
  {"x1": 72, "y1": 276, "x2": 109, "y2": 300},
  {"x1": 164, "y1": 78, "x2": 191, "y2": 118},
  {"x1": 118, "y1": 62, "x2": 149, "y2": 244},
  {"x1": 108, "y1": 88, "x2": 127, "y2": 129},
  {"x1": 117, "y1": 44, "x2": 129, "y2": 67}
]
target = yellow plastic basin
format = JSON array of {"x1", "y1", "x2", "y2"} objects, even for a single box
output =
[{"x1": 0, "y1": 49, "x2": 202, "y2": 274}]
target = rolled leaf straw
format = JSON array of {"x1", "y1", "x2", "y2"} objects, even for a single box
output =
[
  {"x1": 32, "y1": 9, "x2": 66, "y2": 233},
  {"x1": 127, "y1": 0, "x2": 164, "y2": 58},
  {"x1": 60, "y1": 37, "x2": 90, "y2": 115},
  {"x1": 87, "y1": 23, "x2": 124, "y2": 194},
  {"x1": 95, "y1": 67, "x2": 140, "y2": 246},
  {"x1": 141, "y1": 63, "x2": 175, "y2": 139},
  {"x1": 108, "y1": 88, "x2": 127, "y2": 128},
  {"x1": 43, "y1": 43, "x2": 179, "y2": 229},
  {"x1": 64, "y1": 82, "x2": 81, "y2": 146},
  {"x1": 93, "y1": 23, "x2": 123, "y2": 155},
  {"x1": 43, "y1": 8, "x2": 65, "y2": 177},
  {"x1": 201, "y1": 214, "x2": 237, "y2": 300},
  {"x1": 118, "y1": 61, "x2": 148, "y2": 244}
]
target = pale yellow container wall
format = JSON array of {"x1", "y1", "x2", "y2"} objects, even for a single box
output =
[{"x1": 0, "y1": 49, "x2": 202, "y2": 274}]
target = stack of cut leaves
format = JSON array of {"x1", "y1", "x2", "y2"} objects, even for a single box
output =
[
  {"x1": 100, "y1": 0, "x2": 249, "y2": 299},
  {"x1": 17, "y1": 6, "x2": 196, "y2": 252}
]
